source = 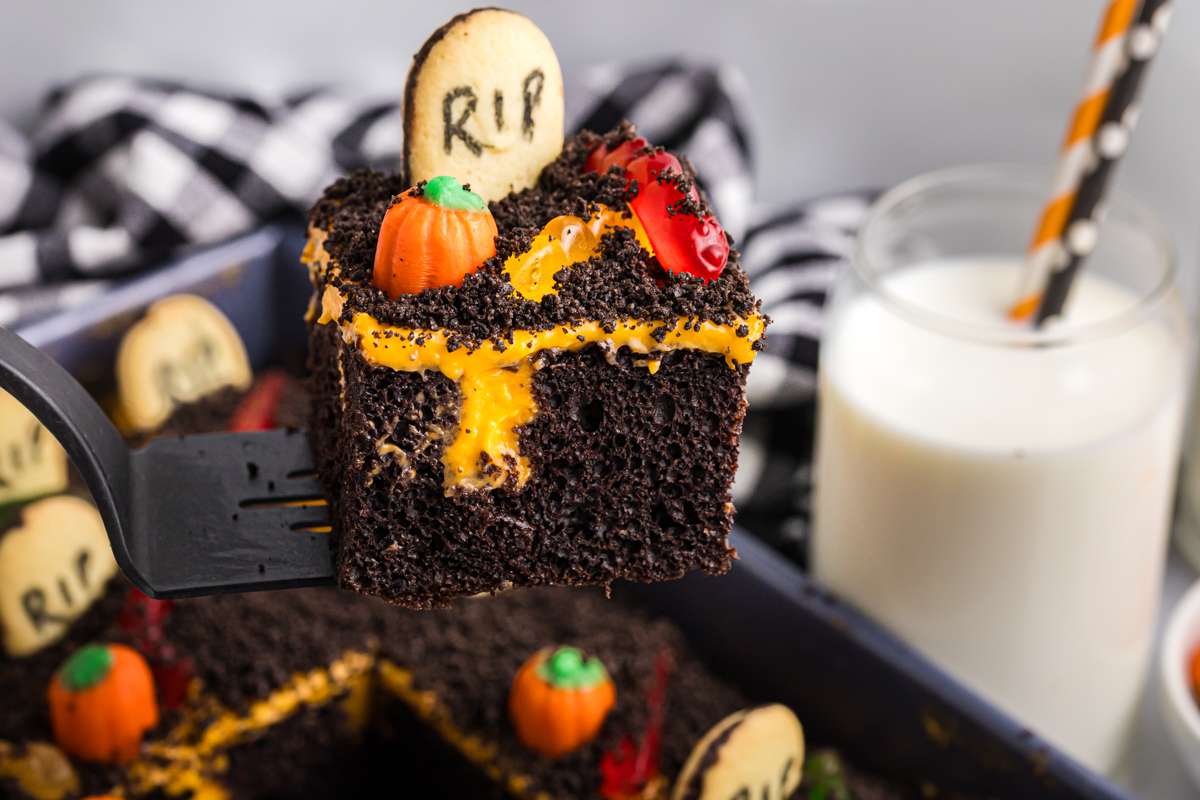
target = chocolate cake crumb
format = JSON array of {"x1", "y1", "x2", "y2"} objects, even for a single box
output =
[
  {"x1": 149, "y1": 385, "x2": 244, "y2": 438},
  {"x1": 164, "y1": 587, "x2": 381, "y2": 712},
  {"x1": 220, "y1": 701, "x2": 381, "y2": 799},
  {"x1": 274, "y1": 379, "x2": 312, "y2": 430},
  {"x1": 377, "y1": 587, "x2": 750, "y2": 798}
]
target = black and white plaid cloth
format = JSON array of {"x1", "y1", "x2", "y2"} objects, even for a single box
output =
[
  {"x1": 734, "y1": 193, "x2": 874, "y2": 565},
  {"x1": 0, "y1": 76, "x2": 404, "y2": 293},
  {"x1": 0, "y1": 65, "x2": 875, "y2": 559},
  {"x1": 568, "y1": 61, "x2": 755, "y2": 241}
]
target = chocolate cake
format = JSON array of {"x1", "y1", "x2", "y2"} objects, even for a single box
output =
[
  {"x1": 143, "y1": 376, "x2": 310, "y2": 440},
  {"x1": 307, "y1": 123, "x2": 764, "y2": 608},
  {"x1": 117, "y1": 588, "x2": 385, "y2": 800},
  {"x1": 304, "y1": 8, "x2": 763, "y2": 608},
  {"x1": 0, "y1": 365, "x2": 906, "y2": 800},
  {"x1": 371, "y1": 586, "x2": 750, "y2": 798}
]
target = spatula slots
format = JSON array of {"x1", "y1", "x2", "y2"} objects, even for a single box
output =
[{"x1": 0, "y1": 325, "x2": 336, "y2": 599}]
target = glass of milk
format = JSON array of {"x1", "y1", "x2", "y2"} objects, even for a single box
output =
[{"x1": 811, "y1": 164, "x2": 1187, "y2": 774}]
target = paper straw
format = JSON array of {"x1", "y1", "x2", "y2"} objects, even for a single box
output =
[
  {"x1": 1010, "y1": 0, "x2": 1141, "y2": 321},
  {"x1": 1033, "y1": 0, "x2": 1172, "y2": 324}
]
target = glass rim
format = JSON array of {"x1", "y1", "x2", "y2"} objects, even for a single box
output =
[{"x1": 852, "y1": 162, "x2": 1178, "y2": 347}]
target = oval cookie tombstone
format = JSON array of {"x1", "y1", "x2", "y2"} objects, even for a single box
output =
[
  {"x1": 0, "y1": 389, "x2": 68, "y2": 506},
  {"x1": 0, "y1": 495, "x2": 119, "y2": 658},
  {"x1": 403, "y1": 8, "x2": 564, "y2": 203},
  {"x1": 672, "y1": 704, "x2": 805, "y2": 800},
  {"x1": 116, "y1": 294, "x2": 252, "y2": 432}
]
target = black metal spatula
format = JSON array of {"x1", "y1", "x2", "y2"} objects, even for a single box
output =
[{"x1": 0, "y1": 325, "x2": 335, "y2": 599}]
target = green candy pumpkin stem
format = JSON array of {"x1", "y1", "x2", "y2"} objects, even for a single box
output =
[
  {"x1": 804, "y1": 749, "x2": 852, "y2": 800},
  {"x1": 59, "y1": 643, "x2": 114, "y2": 692},
  {"x1": 537, "y1": 646, "x2": 610, "y2": 690},
  {"x1": 423, "y1": 175, "x2": 487, "y2": 212}
]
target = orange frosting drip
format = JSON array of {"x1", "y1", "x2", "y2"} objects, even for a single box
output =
[
  {"x1": 502, "y1": 207, "x2": 653, "y2": 302},
  {"x1": 312, "y1": 207, "x2": 762, "y2": 493}
]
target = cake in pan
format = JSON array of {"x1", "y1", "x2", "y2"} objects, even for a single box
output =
[{"x1": 0, "y1": 279, "x2": 896, "y2": 800}]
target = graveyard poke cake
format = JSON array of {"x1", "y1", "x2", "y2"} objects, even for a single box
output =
[
  {"x1": 0, "y1": 217, "x2": 897, "y2": 800},
  {"x1": 0, "y1": 566, "x2": 892, "y2": 800},
  {"x1": 0, "y1": 398, "x2": 871, "y2": 800},
  {"x1": 0, "y1": 406, "x2": 870, "y2": 800},
  {"x1": 306, "y1": 7, "x2": 765, "y2": 608}
]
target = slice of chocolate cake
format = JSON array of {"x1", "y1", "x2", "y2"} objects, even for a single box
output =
[{"x1": 306, "y1": 9, "x2": 764, "y2": 608}]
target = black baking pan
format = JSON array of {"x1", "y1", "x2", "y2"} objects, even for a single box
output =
[
  {"x1": 11, "y1": 225, "x2": 1130, "y2": 800},
  {"x1": 623, "y1": 530, "x2": 1132, "y2": 800}
]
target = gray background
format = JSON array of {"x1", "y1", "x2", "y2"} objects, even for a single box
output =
[
  {"x1": 0, "y1": 0, "x2": 1197, "y2": 296},
  {"x1": 2, "y1": 1, "x2": 1199, "y2": 795}
]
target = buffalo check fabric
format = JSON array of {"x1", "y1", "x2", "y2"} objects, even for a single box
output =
[
  {"x1": 0, "y1": 66, "x2": 752, "y2": 295},
  {"x1": 0, "y1": 75, "x2": 404, "y2": 291},
  {"x1": 0, "y1": 66, "x2": 874, "y2": 558},
  {"x1": 569, "y1": 60, "x2": 755, "y2": 241},
  {"x1": 733, "y1": 192, "x2": 875, "y2": 565}
]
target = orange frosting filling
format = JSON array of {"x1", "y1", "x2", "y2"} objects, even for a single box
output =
[
  {"x1": 311, "y1": 210, "x2": 763, "y2": 493},
  {"x1": 502, "y1": 207, "x2": 653, "y2": 302}
]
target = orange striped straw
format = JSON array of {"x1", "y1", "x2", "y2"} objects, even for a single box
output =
[{"x1": 1010, "y1": 0, "x2": 1140, "y2": 321}]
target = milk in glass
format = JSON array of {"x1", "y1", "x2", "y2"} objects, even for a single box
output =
[{"x1": 813, "y1": 257, "x2": 1186, "y2": 772}]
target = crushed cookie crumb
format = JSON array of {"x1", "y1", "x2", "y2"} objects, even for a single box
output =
[{"x1": 308, "y1": 124, "x2": 761, "y2": 347}]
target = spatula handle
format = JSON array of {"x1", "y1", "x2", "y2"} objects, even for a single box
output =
[{"x1": 0, "y1": 326, "x2": 146, "y2": 589}]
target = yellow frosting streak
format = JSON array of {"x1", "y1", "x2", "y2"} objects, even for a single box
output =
[
  {"x1": 326, "y1": 288, "x2": 762, "y2": 491},
  {"x1": 123, "y1": 651, "x2": 374, "y2": 800},
  {"x1": 378, "y1": 660, "x2": 551, "y2": 800},
  {"x1": 446, "y1": 359, "x2": 537, "y2": 490},
  {"x1": 501, "y1": 206, "x2": 652, "y2": 302},
  {"x1": 311, "y1": 214, "x2": 762, "y2": 493}
]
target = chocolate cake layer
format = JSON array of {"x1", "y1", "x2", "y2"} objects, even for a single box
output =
[
  {"x1": 113, "y1": 587, "x2": 385, "y2": 800},
  {"x1": 149, "y1": 386, "x2": 245, "y2": 439},
  {"x1": 163, "y1": 587, "x2": 381, "y2": 712},
  {"x1": 134, "y1": 376, "x2": 310, "y2": 444},
  {"x1": 219, "y1": 704, "x2": 376, "y2": 800},
  {"x1": 313, "y1": 319, "x2": 744, "y2": 607}
]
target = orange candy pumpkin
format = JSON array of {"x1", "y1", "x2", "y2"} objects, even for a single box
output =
[
  {"x1": 372, "y1": 175, "x2": 498, "y2": 300},
  {"x1": 48, "y1": 643, "x2": 159, "y2": 764},
  {"x1": 509, "y1": 646, "x2": 616, "y2": 760}
]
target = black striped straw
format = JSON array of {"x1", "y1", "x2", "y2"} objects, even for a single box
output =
[{"x1": 1034, "y1": 0, "x2": 1173, "y2": 325}]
